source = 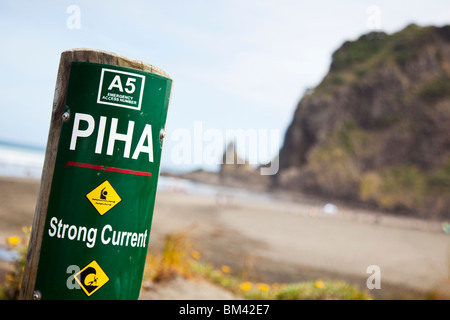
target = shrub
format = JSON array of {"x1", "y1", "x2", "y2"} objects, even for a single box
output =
[
  {"x1": 419, "y1": 75, "x2": 450, "y2": 104},
  {"x1": 359, "y1": 165, "x2": 427, "y2": 210},
  {"x1": 0, "y1": 227, "x2": 31, "y2": 300},
  {"x1": 330, "y1": 32, "x2": 387, "y2": 71},
  {"x1": 142, "y1": 233, "x2": 372, "y2": 300},
  {"x1": 271, "y1": 280, "x2": 371, "y2": 300}
]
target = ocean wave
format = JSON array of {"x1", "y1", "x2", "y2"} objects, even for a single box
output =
[{"x1": 0, "y1": 144, "x2": 44, "y2": 179}]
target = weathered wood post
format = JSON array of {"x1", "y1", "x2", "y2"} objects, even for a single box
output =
[{"x1": 20, "y1": 49, "x2": 172, "y2": 300}]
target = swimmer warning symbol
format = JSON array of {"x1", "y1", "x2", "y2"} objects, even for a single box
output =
[
  {"x1": 74, "y1": 260, "x2": 109, "y2": 297},
  {"x1": 86, "y1": 180, "x2": 121, "y2": 215}
]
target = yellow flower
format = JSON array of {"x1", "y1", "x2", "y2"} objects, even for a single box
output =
[
  {"x1": 221, "y1": 265, "x2": 230, "y2": 273},
  {"x1": 257, "y1": 283, "x2": 270, "y2": 292},
  {"x1": 191, "y1": 251, "x2": 201, "y2": 260},
  {"x1": 22, "y1": 225, "x2": 32, "y2": 234},
  {"x1": 240, "y1": 282, "x2": 252, "y2": 291},
  {"x1": 7, "y1": 236, "x2": 20, "y2": 246},
  {"x1": 314, "y1": 280, "x2": 324, "y2": 289}
]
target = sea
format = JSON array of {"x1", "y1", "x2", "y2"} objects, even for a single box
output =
[
  {"x1": 0, "y1": 140, "x2": 272, "y2": 199},
  {"x1": 0, "y1": 140, "x2": 45, "y2": 180}
]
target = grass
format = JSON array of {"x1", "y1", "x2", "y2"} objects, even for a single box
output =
[
  {"x1": 299, "y1": 120, "x2": 377, "y2": 199},
  {"x1": 359, "y1": 165, "x2": 428, "y2": 210},
  {"x1": 315, "y1": 24, "x2": 440, "y2": 99},
  {"x1": 191, "y1": 260, "x2": 371, "y2": 300},
  {"x1": 142, "y1": 232, "x2": 373, "y2": 300},
  {"x1": 419, "y1": 75, "x2": 450, "y2": 104},
  {"x1": 359, "y1": 158, "x2": 450, "y2": 214},
  {"x1": 328, "y1": 24, "x2": 434, "y2": 73},
  {"x1": 429, "y1": 159, "x2": 450, "y2": 193},
  {"x1": 296, "y1": 117, "x2": 450, "y2": 217},
  {"x1": 330, "y1": 32, "x2": 388, "y2": 72},
  {"x1": 0, "y1": 227, "x2": 30, "y2": 300},
  {"x1": 390, "y1": 24, "x2": 431, "y2": 68}
]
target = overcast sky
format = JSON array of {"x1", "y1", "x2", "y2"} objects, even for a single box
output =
[{"x1": 0, "y1": 0, "x2": 449, "y2": 172}]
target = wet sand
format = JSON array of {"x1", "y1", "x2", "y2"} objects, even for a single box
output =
[{"x1": 0, "y1": 176, "x2": 449, "y2": 299}]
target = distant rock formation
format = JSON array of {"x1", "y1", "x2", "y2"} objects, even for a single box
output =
[
  {"x1": 219, "y1": 141, "x2": 269, "y2": 190},
  {"x1": 220, "y1": 141, "x2": 253, "y2": 175},
  {"x1": 276, "y1": 24, "x2": 450, "y2": 218}
]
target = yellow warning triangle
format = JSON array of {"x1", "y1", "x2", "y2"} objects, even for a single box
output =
[
  {"x1": 86, "y1": 180, "x2": 121, "y2": 215},
  {"x1": 74, "y1": 260, "x2": 109, "y2": 297}
]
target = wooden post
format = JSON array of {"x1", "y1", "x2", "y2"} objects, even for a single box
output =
[{"x1": 20, "y1": 49, "x2": 171, "y2": 300}]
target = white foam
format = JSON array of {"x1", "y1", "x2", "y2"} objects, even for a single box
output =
[{"x1": 0, "y1": 144, "x2": 44, "y2": 179}]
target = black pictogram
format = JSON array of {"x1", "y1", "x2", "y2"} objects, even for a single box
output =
[{"x1": 100, "y1": 187, "x2": 108, "y2": 200}]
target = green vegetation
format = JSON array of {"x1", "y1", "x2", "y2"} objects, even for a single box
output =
[
  {"x1": 419, "y1": 75, "x2": 450, "y2": 103},
  {"x1": 390, "y1": 24, "x2": 432, "y2": 68},
  {"x1": 301, "y1": 121, "x2": 378, "y2": 198},
  {"x1": 313, "y1": 25, "x2": 440, "y2": 99},
  {"x1": 189, "y1": 261, "x2": 371, "y2": 300},
  {"x1": 428, "y1": 159, "x2": 450, "y2": 193},
  {"x1": 359, "y1": 157, "x2": 450, "y2": 213},
  {"x1": 143, "y1": 232, "x2": 373, "y2": 300},
  {"x1": 359, "y1": 165, "x2": 427, "y2": 210},
  {"x1": 270, "y1": 281, "x2": 370, "y2": 300},
  {"x1": 0, "y1": 227, "x2": 30, "y2": 300},
  {"x1": 296, "y1": 116, "x2": 450, "y2": 215},
  {"x1": 327, "y1": 25, "x2": 439, "y2": 80},
  {"x1": 330, "y1": 32, "x2": 388, "y2": 71}
]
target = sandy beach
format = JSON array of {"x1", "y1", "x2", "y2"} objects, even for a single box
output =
[{"x1": 0, "y1": 176, "x2": 449, "y2": 299}]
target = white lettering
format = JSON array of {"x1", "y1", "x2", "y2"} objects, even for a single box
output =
[
  {"x1": 66, "y1": 265, "x2": 81, "y2": 290},
  {"x1": 48, "y1": 217, "x2": 58, "y2": 237},
  {"x1": 108, "y1": 75, "x2": 124, "y2": 92},
  {"x1": 130, "y1": 233, "x2": 138, "y2": 247},
  {"x1": 132, "y1": 124, "x2": 153, "y2": 161},
  {"x1": 124, "y1": 77, "x2": 136, "y2": 94},
  {"x1": 46, "y1": 217, "x2": 148, "y2": 249},
  {"x1": 170, "y1": 129, "x2": 191, "y2": 165},
  {"x1": 70, "y1": 113, "x2": 95, "y2": 150},
  {"x1": 366, "y1": 265, "x2": 381, "y2": 289},
  {"x1": 101, "y1": 224, "x2": 112, "y2": 245},
  {"x1": 107, "y1": 118, "x2": 134, "y2": 158},
  {"x1": 86, "y1": 227, "x2": 97, "y2": 248},
  {"x1": 366, "y1": 5, "x2": 382, "y2": 31},
  {"x1": 69, "y1": 113, "x2": 154, "y2": 162},
  {"x1": 68, "y1": 225, "x2": 77, "y2": 240},
  {"x1": 95, "y1": 116, "x2": 107, "y2": 154},
  {"x1": 169, "y1": 121, "x2": 280, "y2": 175},
  {"x1": 66, "y1": 5, "x2": 81, "y2": 30},
  {"x1": 179, "y1": 304, "x2": 213, "y2": 317}
]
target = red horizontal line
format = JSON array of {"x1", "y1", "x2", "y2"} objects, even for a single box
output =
[
  {"x1": 67, "y1": 162, "x2": 103, "y2": 170},
  {"x1": 67, "y1": 161, "x2": 151, "y2": 177},
  {"x1": 106, "y1": 167, "x2": 152, "y2": 177}
]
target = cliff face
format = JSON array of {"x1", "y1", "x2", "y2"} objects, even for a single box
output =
[{"x1": 277, "y1": 24, "x2": 450, "y2": 218}]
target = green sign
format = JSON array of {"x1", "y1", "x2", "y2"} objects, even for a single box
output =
[{"x1": 33, "y1": 62, "x2": 172, "y2": 299}]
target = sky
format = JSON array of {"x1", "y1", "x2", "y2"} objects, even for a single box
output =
[{"x1": 0, "y1": 0, "x2": 449, "y2": 173}]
